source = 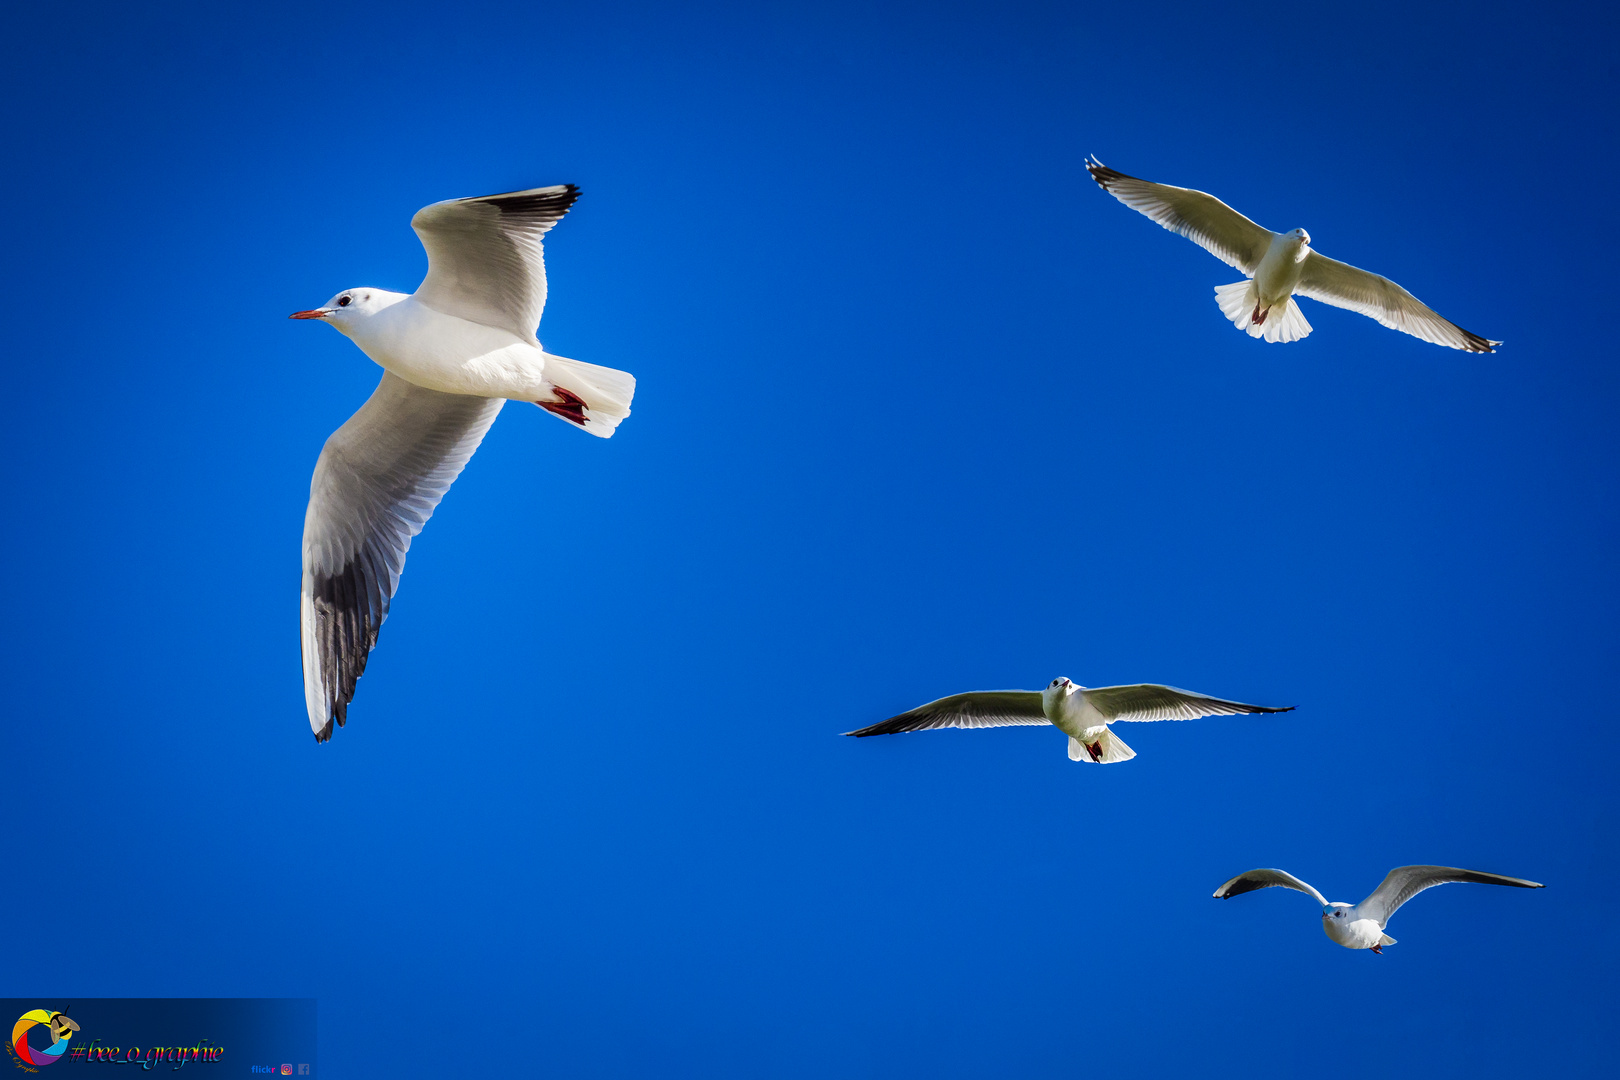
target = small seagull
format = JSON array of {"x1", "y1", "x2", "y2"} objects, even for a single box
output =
[
  {"x1": 1086, "y1": 156, "x2": 1500, "y2": 352},
  {"x1": 290, "y1": 184, "x2": 635, "y2": 742},
  {"x1": 1213, "y1": 865, "x2": 1544, "y2": 952},
  {"x1": 845, "y1": 678, "x2": 1292, "y2": 762}
]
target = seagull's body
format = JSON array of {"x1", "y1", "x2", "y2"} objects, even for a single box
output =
[
  {"x1": 1214, "y1": 865, "x2": 1543, "y2": 952},
  {"x1": 290, "y1": 184, "x2": 634, "y2": 741},
  {"x1": 324, "y1": 291, "x2": 557, "y2": 400},
  {"x1": 1086, "y1": 156, "x2": 1500, "y2": 352},
  {"x1": 1249, "y1": 231, "x2": 1311, "y2": 323},
  {"x1": 846, "y1": 678, "x2": 1293, "y2": 762}
]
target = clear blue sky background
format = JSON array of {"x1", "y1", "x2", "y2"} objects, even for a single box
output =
[{"x1": 4, "y1": 1, "x2": 1616, "y2": 1076}]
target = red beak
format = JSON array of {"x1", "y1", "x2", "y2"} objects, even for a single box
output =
[{"x1": 288, "y1": 309, "x2": 329, "y2": 320}]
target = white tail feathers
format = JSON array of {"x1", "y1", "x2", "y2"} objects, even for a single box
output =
[
  {"x1": 1213, "y1": 280, "x2": 1255, "y2": 330},
  {"x1": 1378, "y1": 933, "x2": 1397, "y2": 947},
  {"x1": 539, "y1": 352, "x2": 636, "y2": 438},
  {"x1": 1213, "y1": 281, "x2": 1313, "y2": 344},
  {"x1": 1067, "y1": 729, "x2": 1137, "y2": 764}
]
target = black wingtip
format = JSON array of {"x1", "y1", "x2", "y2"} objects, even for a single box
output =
[
  {"x1": 481, "y1": 184, "x2": 581, "y2": 220},
  {"x1": 1211, "y1": 874, "x2": 1269, "y2": 900},
  {"x1": 1085, "y1": 155, "x2": 1126, "y2": 189},
  {"x1": 314, "y1": 717, "x2": 334, "y2": 744},
  {"x1": 846, "y1": 718, "x2": 910, "y2": 737}
]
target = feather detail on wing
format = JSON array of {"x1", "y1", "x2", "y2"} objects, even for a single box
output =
[
  {"x1": 1083, "y1": 684, "x2": 1294, "y2": 723},
  {"x1": 1213, "y1": 868, "x2": 1328, "y2": 907},
  {"x1": 1295, "y1": 251, "x2": 1500, "y2": 352},
  {"x1": 845, "y1": 691, "x2": 1049, "y2": 737},
  {"x1": 412, "y1": 183, "x2": 580, "y2": 343},
  {"x1": 1359, "y1": 866, "x2": 1543, "y2": 925},
  {"x1": 1086, "y1": 156, "x2": 1273, "y2": 274},
  {"x1": 301, "y1": 374, "x2": 504, "y2": 741}
]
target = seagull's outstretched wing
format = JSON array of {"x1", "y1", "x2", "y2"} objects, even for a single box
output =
[
  {"x1": 301, "y1": 374, "x2": 504, "y2": 741},
  {"x1": 1083, "y1": 684, "x2": 1294, "y2": 723},
  {"x1": 1213, "y1": 868, "x2": 1329, "y2": 907},
  {"x1": 1359, "y1": 866, "x2": 1543, "y2": 926},
  {"x1": 412, "y1": 183, "x2": 580, "y2": 343},
  {"x1": 1086, "y1": 156, "x2": 1274, "y2": 275},
  {"x1": 845, "y1": 691, "x2": 1048, "y2": 737},
  {"x1": 1295, "y1": 252, "x2": 1500, "y2": 352}
]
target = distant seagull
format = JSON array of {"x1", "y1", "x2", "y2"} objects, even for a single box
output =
[
  {"x1": 845, "y1": 678, "x2": 1293, "y2": 762},
  {"x1": 1086, "y1": 156, "x2": 1500, "y2": 352},
  {"x1": 1213, "y1": 865, "x2": 1543, "y2": 952},
  {"x1": 289, "y1": 184, "x2": 635, "y2": 742}
]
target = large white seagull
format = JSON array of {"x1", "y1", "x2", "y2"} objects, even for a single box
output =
[{"x1": 289, "y1": 184, "x2": 635, "y2": 741}]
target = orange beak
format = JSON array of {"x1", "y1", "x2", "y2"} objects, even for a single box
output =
[{"x1": 288, "y1": 309, "x2": 329, "y2": 320}]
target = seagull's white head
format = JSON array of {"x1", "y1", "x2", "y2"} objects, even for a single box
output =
[
  {"x1": 289, "y1": 289, "x2": 401, "y2": 336},
  {"x1": 1323, "y1": 901, "x2": 1351, "y2": 919},
  {"x1": 1042, "y1": 677, "x2": 1079, "y2": 710},
  {"x1": 1289, "y1": 228, "x2": 1312, "y2": 247}
]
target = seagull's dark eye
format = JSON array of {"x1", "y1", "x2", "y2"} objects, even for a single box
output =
[{"x1": 338, "y1": 296, "x2": 352, "y2": 307}]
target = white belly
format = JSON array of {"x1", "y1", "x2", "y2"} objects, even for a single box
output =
[
  {"x1": 344, "y1": 296, "x2": 551, "y2": 399},
  {"x1": 1323, "y1": 915, "x2": 1385, "y2": 950},
  {"x1": 1253, "y1": 237, "x2": 1307, "y2": 307},
  {"x1": 1048, "y1": 694, "x2": 1109, "y2": 741}
]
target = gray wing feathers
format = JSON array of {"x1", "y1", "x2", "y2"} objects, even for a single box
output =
[
  {"x1": 1295, "y1": 251, "x2": 1500, "y2": 352},
  {"x1": 1360, "y1": 865, "x2": 1544, "y2": 925},
  {"x1": 301, "y1": 374, "x2": 504, "y2": 740},
  {"x1": 1084, "y1": 684, "x2": 1294, "y2": 723},
  {"x1": 1213, "y1": 868, "x2": 1328, "y2": 907},
  {"x1": 1086, "y1": 157, "x2": 1273, "y2": 274},
  {"x1": 411, "y1": 183, "x2": 579, "y2": 342},
  {"x1": 845, "y1": 691, "x2": 1049, "y2": 737}
]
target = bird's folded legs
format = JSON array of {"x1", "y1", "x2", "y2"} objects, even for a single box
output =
[
  {"x1": 1370, "y1": 944, "x2": 1384, "y2": 955},
  {"x1": 1251, "y1": 304, "x2": 1268, "y2": 326},
  {"x1": 537, "y1": 386, "x2": 588, "y2": 426},
  {"x1": 1086, "y1": 741, "x2": 1103, "y2": 762}
]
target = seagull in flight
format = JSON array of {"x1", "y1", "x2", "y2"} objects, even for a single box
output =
[
  {"x1": 1086, "y1": 156, "x2": 1500, "y2": 352},
  {"x1": 1213, "y1": 865, "x2": 1543, "y2": 952},
  {"x1": 289, "y1": 184, "x2": 635, "y2": 742},
  {"x1": 845, "y1": 678, "x2": 1293, "y2": 762}
]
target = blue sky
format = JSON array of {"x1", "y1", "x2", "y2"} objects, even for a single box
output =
[{"x1": 4, "y1": 1, "x2": 1616, "y2": 1075}]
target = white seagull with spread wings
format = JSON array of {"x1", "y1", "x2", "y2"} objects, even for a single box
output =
[
  {"x1": 846, "y1": 678, "x2": 1292, "y2": 763},
  {"x1": 1086, "y1": 156, "x2": 1500, "y2": 352},
  {"x1": 1213, "y1": 865, "x2": 1543, "y2": 952},
  {"x1": 289, "y1": 184, "x2": 635, "y2": 742}
]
